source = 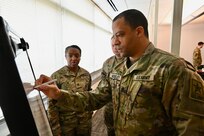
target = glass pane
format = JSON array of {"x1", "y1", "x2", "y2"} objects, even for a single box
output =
[
  {"x1": 14, "y1": 38, "x2": 52, "y2": 136},
  {"x1": 0, "y1": 16, "x2": 52, "y2": 136}
]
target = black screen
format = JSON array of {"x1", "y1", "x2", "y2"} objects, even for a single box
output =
[{"x1": 0, "y1": 16, "x2": 52, "y2": 136}]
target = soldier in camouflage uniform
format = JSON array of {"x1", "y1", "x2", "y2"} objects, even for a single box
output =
[
  {"x1": 36, "y1": 9, "x2": 204, "y2": 136},
  {"x1": 48, "y1": 45, "x2": 93, "y2": 136},
  {"x1": 102, "y1": 38, "x2": 124, "y2": 136},
  {"x1": 193, "y1": 41, "x2": 204, "y2": 69}
]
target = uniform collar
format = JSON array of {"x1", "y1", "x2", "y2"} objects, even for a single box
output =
[
  {"x1": 123, "y1": 42, "x2": 155, "y2": 76},
  {"x1": 63, "y1": 66, "x2": 85, "y2": 76}
]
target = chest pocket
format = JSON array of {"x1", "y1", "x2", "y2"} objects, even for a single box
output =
[
  {"x1": 125, "y1": 81, "x2": 142, "y2": 114},
  {"x1": 109, "y1": 73, "x2": 122, "y2": 89},
  {"x1": 125, "y1": 74, "x2": 155, "y2": 115},
  {"x1": 60, "y1": 76, "x2": 90, "y2": 92}
]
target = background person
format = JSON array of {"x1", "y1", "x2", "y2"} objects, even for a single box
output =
[
  {"x1": 102, "y1": 37, "x2": 124, "y2": 136},
  {"x1": 193, "y1": 41, "x2": 204, "y2": 69},
  {"x1": 36, "y1": 9, "x2": 204, "y2": 136},
  {"x1": 48, "y1": 45, "x2": 93, "y2": 136}
]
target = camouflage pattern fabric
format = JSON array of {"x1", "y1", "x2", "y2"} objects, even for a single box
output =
[
  {"x1": 104, "y1": 102, "x2": 114, "y2": 136},
  {"x1": 55, "y1": 43, "x2": 204, "y2": 136},
  {"x1": 48, "y1": 66, "x2": 92, "y2": 136},
  {"x1": 193, "y1": 47, "x2": 202, "y2": 69},
  {"x1": 101, "y1": 56, "x2": 125, "y2": 136}
]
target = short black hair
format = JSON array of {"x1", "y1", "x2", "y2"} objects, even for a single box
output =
[
  {"x1": 113, "y1": 9, "x2": 149, "y2": 38},
  {"x1": 65, "y1": 45, "x2": 81, "y2": 56},
  {"x1": 198, "y1": 41, "x2": 204, "y2": 45}
]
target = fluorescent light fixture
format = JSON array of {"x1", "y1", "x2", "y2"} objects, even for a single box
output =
[{"x1": 107, "y1": 0, "x2": 118, "y2": 11}]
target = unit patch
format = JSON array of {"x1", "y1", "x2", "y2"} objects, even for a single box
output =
[{"x1": 190, "y1": 79, "x2": 204, "y2": 103}]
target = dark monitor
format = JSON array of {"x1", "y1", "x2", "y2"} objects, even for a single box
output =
[{"x1": 0, "y1": 16, "x2": 52, "y2": 136}]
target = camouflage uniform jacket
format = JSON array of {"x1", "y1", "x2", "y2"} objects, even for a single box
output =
[
  {"x1": 101, "y1": 55, "x2": 125, "y2": 78},
  {"x1": 193, "y1": 47, "x2": 202, "y2": 68},
  {"x1": 48, "y1": 66, "x2": 92, "y2": 135},
  {"x1": 102, "y1": 55, "x2": 125, "y2": 133},
  {"x1": 55, "y1": 43, "x2": 204, "y2": 136}
]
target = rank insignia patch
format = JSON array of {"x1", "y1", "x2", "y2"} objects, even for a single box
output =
[{"x1": 110, "y1": 73, "x2": 122, "y2": 80}]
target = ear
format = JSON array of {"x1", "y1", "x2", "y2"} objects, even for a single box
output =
[{"x1": 135, "y1": 26, "x2": 144, "y2": 37}]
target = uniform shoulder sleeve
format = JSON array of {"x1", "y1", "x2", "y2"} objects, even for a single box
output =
[
  {"x1": 178, "y1": 59, "x2": 204, "y2": 117},
  {"x1": 165, "y1": 58, "x2": 204, "y2": 135},
  {"x1": 101, "y1": 56, "x2": 115, "y2": 78}
]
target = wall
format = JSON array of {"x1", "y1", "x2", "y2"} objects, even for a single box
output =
[
  {"x1": 157, "y1": 23, "x2": 204, "y2": 64},
  {"x1": 157, "y1": 25, "x2": 171, "y2": 52},
  {"x1": 180, "y1": 23, "x2": 204, "y2": 64}
]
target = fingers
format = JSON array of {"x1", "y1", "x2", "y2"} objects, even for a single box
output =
[
  {"x1": 37, "y1": 84, "x2": 49, "y2": 94},
  {"x1": 34, "y1": 79, "x2": 57, "y2": 89},
  {"x1": 39, "y1": 74, "x2": 52, "y2": 82},
  {"x1": 34, "y1": 74, "x2": 61, "y2": 99},
  {"x1": 35, "y1": 74, "x2": 51, "y2": 86},
  {"x1": 39, "y1": 84, "x2": 61, "y2": 100}
]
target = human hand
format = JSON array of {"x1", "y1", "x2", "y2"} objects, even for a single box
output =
[
  {"x1": 35, "y1": 74, "x2": 52, "y2": 85},
  {"x1": 35, "y1": 74, "x2": 61, "y2": 100}
]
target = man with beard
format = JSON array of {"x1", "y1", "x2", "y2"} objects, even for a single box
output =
[{"x1": 36, "y1": 10, "x2": 204, "y2": 136}]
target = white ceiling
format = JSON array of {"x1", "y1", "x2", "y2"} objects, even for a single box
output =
[{"x1": 92, "y1": 0, "x2": 204, "y2": 25}]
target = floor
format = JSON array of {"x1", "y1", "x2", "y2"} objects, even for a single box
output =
[
  {"x1": 91, "y1": 80, "x2": 108, "y2": 136},
  {"x1": 91, "y1": 106, "x2": 107, "y2": 136}
]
